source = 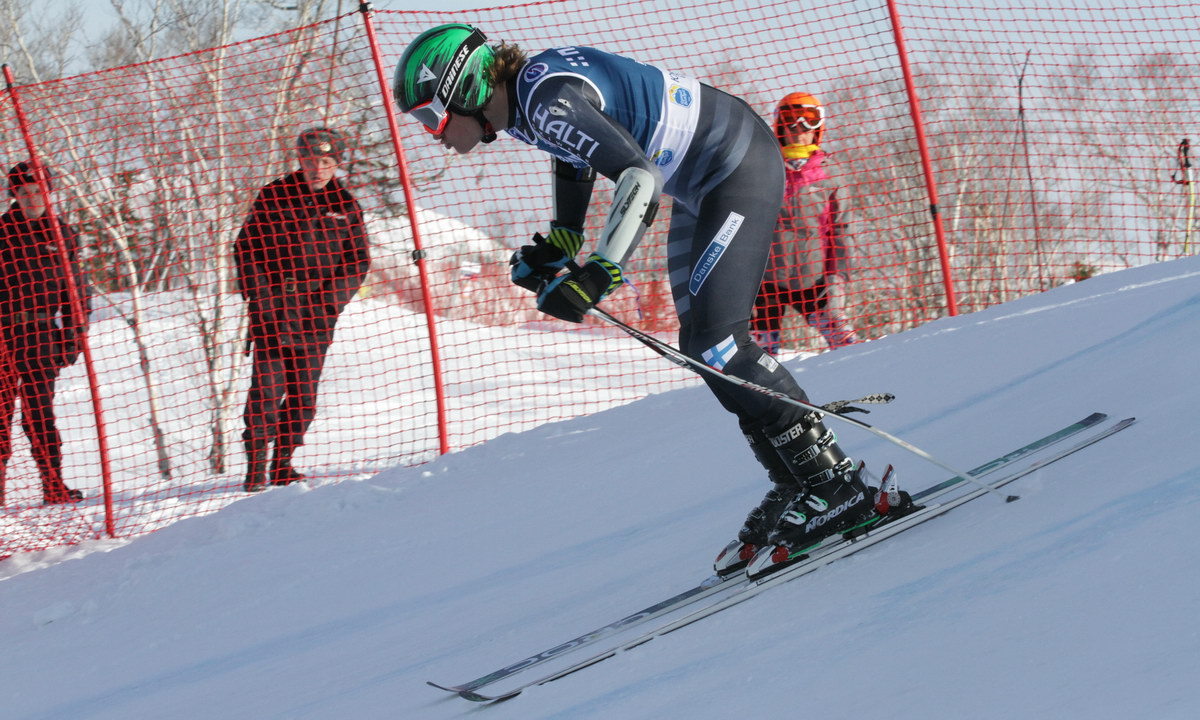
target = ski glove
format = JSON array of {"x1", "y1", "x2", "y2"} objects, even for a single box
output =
[
  {"x1": 537, "y1": 252, "x2": 623, "y2": 323},
  {"x1": 509, "y1": 229, "x2": 576, "y2": 293},
  {"x1": 544, "y1": 226, "x2": 585, "y2": 257}
]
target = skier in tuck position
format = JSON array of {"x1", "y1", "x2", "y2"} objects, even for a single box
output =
[{"x1": 392, "y1": 24, "x2": 880, "y2": 565}]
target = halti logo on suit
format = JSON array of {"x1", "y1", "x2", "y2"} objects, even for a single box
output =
[
  {"x1": 689, "y1": 212, "x2": 744, "y2": 295},
  {"x1": 531, "y1": 104, "x2": 599, "y2": 159}
]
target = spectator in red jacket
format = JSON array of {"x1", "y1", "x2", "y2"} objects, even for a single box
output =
[
  {"x1": 235, "y1": 128, "x2": 370, "y2": 492},
  {"x1": 0, "y1": 161, "x2": 89, "y2": 505},
  {"x1": 753, "y1": 93, "x2": 860, "y2": 354}
]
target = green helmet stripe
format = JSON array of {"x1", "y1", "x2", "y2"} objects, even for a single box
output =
[
  {"x1": 394, "y1": 24, "x2": 495, "y2": 114},
  {"x1": 402, "y1": 32, "x2": 463, "y2": 105}
]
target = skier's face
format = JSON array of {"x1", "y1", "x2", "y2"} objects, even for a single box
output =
[
  {"x1": 436, "y1": 112, "x2": 484, "y2": 155},
  {"x1": 780, "y1": 125, "x2": 817, "y2": 148},
  {"x1": 777, "y1": 103, "x2": 823, "y2": 148}
]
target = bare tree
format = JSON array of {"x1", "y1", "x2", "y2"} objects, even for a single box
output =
[
  {"x1": 1059, "y1": 50, "x2": 1196, "y2": 262},
  {"x1": 96, "y1": 0, "x2": 338, "y2": 474},
  {"x1": 0, "y1": 0, "x2": 81, "y2": 83}
]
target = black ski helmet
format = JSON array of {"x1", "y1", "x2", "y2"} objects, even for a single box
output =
[{"x1": 393, "y1": 24, "x2": 496, "y2": 136}]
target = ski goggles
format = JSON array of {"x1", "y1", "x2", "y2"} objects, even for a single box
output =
[
  {"x1": 778, "y1": 103, "x2": 825, "y2": 132},
  {"x1": 409, "y1": 96, "x2": 452, "y2": 136},
  {"x1": 407, "y1": 28, "x2": 488, "y2": 136}
]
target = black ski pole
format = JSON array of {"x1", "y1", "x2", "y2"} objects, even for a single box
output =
[{"x1": 587, "y1": 306, "x2": 1019, "y2": 502}]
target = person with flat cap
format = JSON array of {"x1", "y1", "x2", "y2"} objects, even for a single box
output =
[{"x1": 234, "y1": 128, "x2": 370, "y2": 492}]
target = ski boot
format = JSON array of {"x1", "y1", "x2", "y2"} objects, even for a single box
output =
[
  {"x1": 714, "y1": 421, "x2": 801, "y2": 577},
  {"x1": 747, "y1": 461, "x2": 922, "y2": 578},
  {"x1": 743, "y1": 412, "x2": 876, "y2": 577},
  {"x1": 768, "y1": 459, "x2": 875, "y2": 551},
  {"x1": 745, "y1": 464, "x2": 874, "y2": 579}
]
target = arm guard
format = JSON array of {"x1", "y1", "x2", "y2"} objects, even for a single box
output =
[
  {"x1": 595, "y1": 166, "x2": 660, "y2": 264},
  {"x1": 526, "y1": 78, "x2": 661, "y2": 265}
]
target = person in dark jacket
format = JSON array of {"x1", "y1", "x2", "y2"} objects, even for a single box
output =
[
  {"x1": 235, "y1": 128, "x2": 370, "y2": 492},
  {"x1": 0, "y1": 161, "x2": 89, "y2": 505}
]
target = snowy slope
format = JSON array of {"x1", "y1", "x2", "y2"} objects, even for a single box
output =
[{"x1": 1, "y1": 256, "x2": 1198, "y2": 720}]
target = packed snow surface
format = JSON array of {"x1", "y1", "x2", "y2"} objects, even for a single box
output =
[{"x1": 2, "y1": 256, "x2": 1198, "y2": 719}]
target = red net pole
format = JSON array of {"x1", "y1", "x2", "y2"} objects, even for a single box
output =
[
  {"x1": 2, "y1": 64, "x2": 117, "y2": 538},
  {"x1": 885, "y1": 0, "x2": 959, "y2": 317},
  {"x1": 360, "y1": 3, "x2": 451, "y2": 455}
]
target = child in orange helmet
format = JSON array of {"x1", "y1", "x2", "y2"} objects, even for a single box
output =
[{"x1": 753, "y1": 92, "x2": 860, "y2": 354}]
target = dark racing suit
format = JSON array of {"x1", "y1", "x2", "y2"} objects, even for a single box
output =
[
  {"x1": 234, "y1": 170, "x2": 369, "y2": 488},
  {"x1": 507, "y1": 47, "x2": 810, "y2": 431},
  {"x1": 0, "y1": 205, "x2": 90, "y2": 504}
]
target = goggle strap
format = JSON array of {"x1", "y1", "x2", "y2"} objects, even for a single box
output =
[
  {"x1": 434, "y1": 28, "x2": 487, "y2": 109},
  {"x1": 476, "y1": 112, "x2": 498, "y2": 143}
]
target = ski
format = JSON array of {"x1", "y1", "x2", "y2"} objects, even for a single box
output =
[
  {"x1": 429, "y1": 412, "x2": 1109, "y2": 698},
  {"x1": 450, "y1": 415, "x2": 1135, "y2": 703},
  {"x1": 715, "y1": 410, "x2": 1109, "y2": 576},
  {"x1": 426, "y1": 573, "x2": 736, "y2": 696}
]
